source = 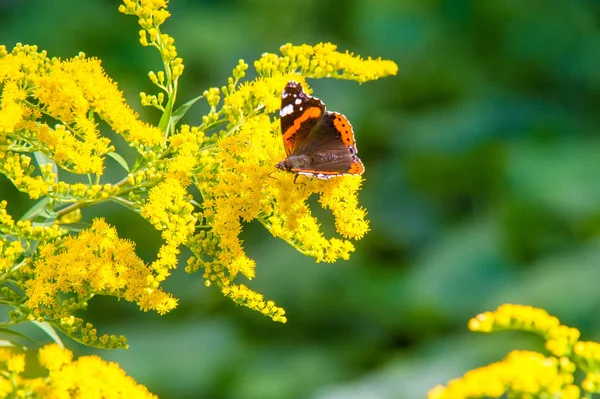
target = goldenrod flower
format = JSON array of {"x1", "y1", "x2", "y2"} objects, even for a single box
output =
[
  {"x1": 0, "y1": 44, "x2": 163, "y2": 189},
  {"x1": 428, "y1": 350, "x2": 580, "y2": 399},
  {"x1": 432, "y1": 304, "x2": 600, "y2": 398},
  {"x1": 21, "y1": 219, "x2": 176, "y2": 347},
  {"x1": 469, "y1": 304, "x2": 579, "y2": 356},
  {"x1": 0, "y1": 344, "x2": 157, "y2": 398},
  {"x1": 37, "y1": 344, "x2": 159, "y2": 398},
  {"x1": 256, "y1": 42, "x2": 399, "y2": 83},
  {"x1": 2, "y1": 1, "x2": 397, "y2": 355},
  {"x1": 0, "y1": 0, "x2": 402, "y2": 396},
  {"x1": 182, "y1": 41, "x2": 396, "y2": 318}
]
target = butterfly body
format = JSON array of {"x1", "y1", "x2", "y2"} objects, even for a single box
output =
[{"x1": 276, "y1": 81, "x2": 364, "y2": 179}]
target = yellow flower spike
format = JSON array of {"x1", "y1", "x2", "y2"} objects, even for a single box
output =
[
  {"x1": 469, "y1": 304, "x2": 562, "y2": 337},
  {"x1": 38, "y1": 344, "x2": 73, "y2": 371},
  {"x1": 21, "y1": 219, "x2": 176, "y2": 346},
  {"x1": 428, "y1": 350, "x2": 580, "y2": 399},
  {"x1": 255, "y1": 42, "x2": 398, "y2": 83},
  {"x1": 37, "y1": 343, "x2": 158, "y2": 398},
  {"x1": 6, "y1": 353, "x2": 25, "y2": 373},
  {"x1": 574, "y1": 341, "x2": 600, "y2": 374},
  {"x1": 546, "y1": 325, "x2": 580, "y2": 357}
]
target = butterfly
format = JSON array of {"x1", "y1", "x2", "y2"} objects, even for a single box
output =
[{"x1": 275, "y1": 81, "x2": 365, "y2": 179}]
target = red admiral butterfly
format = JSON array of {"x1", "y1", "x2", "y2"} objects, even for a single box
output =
[{"x1": 275, "y1": 81, "x2": 365, "y2": 179}]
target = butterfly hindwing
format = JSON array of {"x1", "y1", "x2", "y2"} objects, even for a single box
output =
[
  {"x1": 291, "y1": 111, "x2": 363, "y2": 175},
  {"x1": 280, "y1": 81, "x2": 325, "y2": 157}
]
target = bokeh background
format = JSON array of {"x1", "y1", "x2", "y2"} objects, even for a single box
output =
[{"x1": 2, "y1": 0, "x2": 600, "y2": 398}]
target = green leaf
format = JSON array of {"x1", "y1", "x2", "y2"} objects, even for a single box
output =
[
  {"x1": 32, "y1": 321, "x2": 64, "y2": 348},
  {"x1": 131, "y1": 154, "x2": 144, "y2": 173},
  {"x1": 19, "y1": 197, "x2": 51, "y2": 221},
  {"x1": 0, "y1": 327, "x2": 35, "y2": 343},
  {"x1": 158, "y1": 94, "x2": 175, "y2": 134},
  {"x1": 34, "y1": 151, "x2": 58, "y2": 182},
  {"x1": 171, "y1": 95, "x2": 203, "y2": 127},
  {"x1": 107, "y1": 151, "x2": 130, "y2": 172}
]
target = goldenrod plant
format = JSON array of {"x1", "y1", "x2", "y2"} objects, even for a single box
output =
[
  {"x1": 429, "y1": 304, "x2": 600, "y2": 399},
  {"x1": 0, "y1": 0, "x2": 396, "y2": 395}
]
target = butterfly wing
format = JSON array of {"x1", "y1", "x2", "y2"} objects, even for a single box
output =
[
  {"x1": 280, "y1": 81, "x2": 325, "y2": 157},
  {"x1": 291, "y1": 111, "x2": 365, "y2": 176}
]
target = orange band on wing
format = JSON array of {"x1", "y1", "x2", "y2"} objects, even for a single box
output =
[
  {"x1": 282, "y1": 107, "x2": 322, "y2": 142},
  {"x1": 332, "y1": 114, "x2": 355, "y2": 147}
]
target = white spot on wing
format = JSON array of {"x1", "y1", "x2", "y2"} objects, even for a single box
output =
[
  {"x1": 282, "y1": 91, "x2": 289, "y2": 98},
  {"x1": 295, "y1": 98, "x2": 302, "y2": 105},
  {"x1": 280, "y1": 104, "x2": 294, "y2": 117}
]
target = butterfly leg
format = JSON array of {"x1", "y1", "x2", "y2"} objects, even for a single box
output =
[{"x1": 293, "y1": 174, "x2": 306, "y2": 186}]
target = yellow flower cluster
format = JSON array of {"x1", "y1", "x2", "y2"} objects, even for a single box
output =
[
  {"x1": 0, "y1": 200, "x2": 67, "y2": 258},
  {"x1": 573, "y1": 341, "x2": 600, "y2": 393},
  {"x1": 179, "y1": 44, "x2": 396, "y2": 320},
  {"x1": 469, "y1": 304, "x2": 580, "y2": 356},
  {"x1": 1, "y1": 0, "x2": 398, "y2": 332},
  {"x1": 0, "y1": 347, "x2": 40, "y2": 397},
  {"x1": 255, "y1": 42, "x2": 399, "y2": 83},
  {"x1": 428, "y1": 350, "x2": 579, "y2": 399},
  {"x1": 20, "y1": 218, "x2": 176, "y2": 347},
  {"x1": 141, "y1": 178, "x2": 196, "y2": 282},
  {"x1": 0, "y1": 239, "x2": 23, "y2": 273},
  {"x1": 0, "y1": 152, "x2": 55, "y2": 199},
  {"x1": 0, "y1": 344, "x2": 157, "y2": 398},
  {"x1": 166, "y1": 124, "x2": 205, "y2": 184},
  {"x1": 431, "y1": 304, "x2": 600, "y2": 398},
  {"x1": 0, "y1": 44, "x2": 163, "y2": 184}
]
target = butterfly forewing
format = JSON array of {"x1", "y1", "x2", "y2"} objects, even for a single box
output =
[{"x1": 280, "y1": 81, "x2": 325, "y2": 157}]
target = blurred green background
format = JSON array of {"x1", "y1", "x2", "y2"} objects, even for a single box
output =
[{"x1": 2, "y1": 0, "x2": 600, "y2": 398}]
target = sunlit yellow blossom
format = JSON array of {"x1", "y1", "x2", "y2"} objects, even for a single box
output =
[
  {"x1": 469, "y1": 304, "x2": 580, "y2": 356},
  {"x1": 176, "y1": 41, "x2": 395, "y2": 319},
  {"x1": 37, "y1": 343, "x2": 72, "y2": 371},
  {"x1": 141, "y1": 178, "x2": 196, "y2": 283},
  {"x1": 428, "y1": 350, "x2": 580, "y2": 399},
  {"x1": 469, "y1": 304, "x2": 561, "y2": 335},
  {"x1": 0, "y1": 240, "x2": 23, "y2": 272},
  {"x1": 166, "y1": 124, "x2": 205, "y2": 183},
  {"x1": 0, "y1": 348, "x2": 43, "y2": 397},
  {"x1": 222, "y1": 283, "x2": 287, "y2": 323},
  {"x1": 6, "y1": 353, "x2": 25, "y2": 373},
  {"x1": 1, "y1": 0, "x2": 397, "y2": 334},
  {"x1": 36, "y1": 344, "x2": 159, "y2": 398},
  {"x1": 141, "y1": 178, "x2": 195, "y2": 242},
  {"x1": 0, "y1": 80, "x2": 25, "y2": 133},
  {"x1": 319, "y1": 177, "x2": 369, "y2": 239},
  {"x1": 255, "y1": 42, "x2": 398, "y2": 83},
  {"x1": 0, "y1": 152, "x2": 55, "y2": 199},
  {"x1": 573, "y1": 341, "x2": 600, "y2": 393},
  {"x1": 0, "y1": 44, "x2": 164, "y2": 184},
  {"x1": 21, "y1": 219, "x2": 176, "y2": 347},
  {"x1": 546, "y1": 324, "x2": 580, "y2": 357},
  {"x1": 582, "y1": 371, "x2": 600, "y2": 393}
]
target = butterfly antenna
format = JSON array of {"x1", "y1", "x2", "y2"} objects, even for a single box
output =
[{"x1": 267, "y1": 169, "x2": 278, "y2": 180}]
